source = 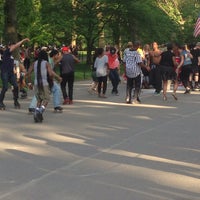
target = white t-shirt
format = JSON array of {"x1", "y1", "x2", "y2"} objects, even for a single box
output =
[{"x1": 94, "y1": 55, "x2": 108, "y2": 77}]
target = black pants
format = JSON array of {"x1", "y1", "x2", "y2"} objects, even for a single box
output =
[
  {"x1": 180, "y1": 64, "x2": 192, "y2": 88},
  {"x1": 126, "y1": 74, "x2": 141, "y2": 101},
  {"x1": 149, "y1": 65, "x2": 162, "y2": 93},
  {"x1": 60, "y1": 72, "x2": 74, "y2": 101},
  {"x1": 0, "y1": 71, "x2": 19, "y2": 103}
]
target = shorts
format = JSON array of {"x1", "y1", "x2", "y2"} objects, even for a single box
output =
[{"x1": 34, "y1": 85, "x2": 50, "y2": 103}]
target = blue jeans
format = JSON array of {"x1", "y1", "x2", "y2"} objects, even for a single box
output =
[
  {"x1": 29, "y1": 81, "x2": 62, "y2": 108},
  {"x1": 0, "y1": 71, "x2": 18, "y2": 103},
  {"x1": 109, "y1": 69, "x2": 120, "y2": 93}
]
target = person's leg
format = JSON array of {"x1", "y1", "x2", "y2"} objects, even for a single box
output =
[
  {"x1": 0, "y1": 72, "x2": 9, "y2": 106},
  {"x1": 29, "y1": 95, "x2": 37, "y2": 110},
  {"x1": 68, "y1": 72, "x2": 74, "y2": 103},
  {"x1": 102, "y1": 75, "x2": 107, "y2": 96},
  {"x1": 133, "y1": 74, "x2": 142, "y2": 103},
  {"x1": 113, "y1": 69, "x2": 120, "y2": 94},
  {"x1": 126, "y1": 77, "x2": 133, "y2": 103},
  {"x1": 60, "y1": 74, "x2": 69, "y2": 104},
  {"x1": 155, "y1": 66, "x2": 162, "y2": 93},
  {"x1": 10, "y1": 73, "x2": 19, "y2": 103},
  {"x1": 162, "y1": 80, "x2": 168, "y2": 100},
  {"x1": 51, "y1": 81, "x2": 62, "y2": 108},
  {"x1": 97, "y1": 77, "x2": 102, "y2": 97}
]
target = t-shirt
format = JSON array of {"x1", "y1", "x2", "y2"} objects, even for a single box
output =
[
  {"x1": 160, "y1": 50, "x2": 175, "y2": 68},
  {"x1": 94, "y1": 55, "x2": 108, "y2": 77},
  {"x1": 107, "y1": 53, "x2": 119, "y2": 69},
  {"x1": 60, "y1": 54, "x2": 75, "y2": 74},
  {"x1": 1, "y1": 48, "x2": 14, "y2": 73},
  {"x1": 181, "y1": 50, "x2": 192, "y2": 66},
  {"x1": 123, "y1": 49, "x2": 142, "y2": 78}
]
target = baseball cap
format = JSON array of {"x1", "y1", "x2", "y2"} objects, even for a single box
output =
[{"x1": 62, "y1": 46, "x2": 69, "y2": 52}]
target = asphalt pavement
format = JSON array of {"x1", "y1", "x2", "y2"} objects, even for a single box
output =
[{"x1": 0, "y1": 80, "x2": 200, "y2": 200}]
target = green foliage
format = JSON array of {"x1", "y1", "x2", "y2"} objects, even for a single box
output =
[{"x1": 0, "y1": 0, "x2": 200, "y2": 59}]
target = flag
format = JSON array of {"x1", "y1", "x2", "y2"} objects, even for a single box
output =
[{"x1": 194, "y1": 14, "x2": 200, "y2": 38}]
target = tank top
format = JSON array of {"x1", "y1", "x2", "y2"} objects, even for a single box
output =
[{"x1": 34, "y1": 60, "x2": 48, "y2": 86}]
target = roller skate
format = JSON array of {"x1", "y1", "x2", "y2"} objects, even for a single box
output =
[
  {"x1": 28, "y1": 108, "x2": 35, "y2": 114},
  {"x1": 33, "y1": 107, "x2": 43, "y2": 123},
  {"x1": 54, "y1": 106, "x2": 63, "y2": 113},
  {"x1": 0, "y1": 102, "x2": 6, "y2": 110}
]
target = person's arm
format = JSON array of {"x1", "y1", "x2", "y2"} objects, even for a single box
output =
[
  {"x1": 26, "y1": 63, "x2": 34, "y2": 89},
  {"x1": 9, "y1": 38, "x2": 30, "y2": 52},
  {"x1": 72, "y1": 54, "x2": 80, "y2": 63},
  {"x1": 138, "y1": 62, "x2": 151, "y2": 71},
  {"x1": 177, "y1": 54, "x2": 184, "y2": 69}
]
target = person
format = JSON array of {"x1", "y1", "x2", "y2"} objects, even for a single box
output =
[
  {"x1": 172, "y1": 42, "x2": 182, "y2": 95},
  {"x1": 0, "y1": 38, "x2": 30, "y2": 109},
  {"x1": 159, "y1": 43, "x2": 177, "y2": 101},
  {"x1": 107, "y1": 46, "x2": 120, "y2": 95},
  {"x1": 123, "y1": 41, "x2": 150, "y2": 104},
  {"x1": 26, "y1": 50, "x2": 55, "y2": 121},
  {"x1": 142, "y1": 44, "x2": 151, "y2": 89},
  {"x1": 23, "y1": 46, "x2": 31, "y2": 71},
  {"x1": 122, "y1": 42, "x2": 133, "y2": 83},
  {"x1": 188, "y1": 42, "x2": 200, "y2": 91},
  {"x1": 178, "y1": 44, "x2": 193, "y2": 94},
  {"x1": 28, "y1": 49, "x2": 63, "y2": 113},
  {"x1": 57, "y1": 46, "x2": 80, "y2": 105},
  {"x1": 13, "y1": 59, "x2": 27, "y2": 99},
  {"x1": 149, "y1": 42, "x2": 162, "y2": 95},
  {"x1": 88, "y1": 48, "x2": 98, "y2": 94},
  {"x1": 94, "y1": 47, "x2": 109, "y2": 98}
]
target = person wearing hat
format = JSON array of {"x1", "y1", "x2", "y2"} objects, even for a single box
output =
[
  {"x1": 107, "y1": 46, "x2": 120, "y2": 95},
  {"x1": 56, "y1": 46, "x2": 80, "y2": 104}
]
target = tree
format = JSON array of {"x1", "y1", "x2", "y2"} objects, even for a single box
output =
[{"x1": 4, "y1": 0, "x2": 18, "y2": 44}]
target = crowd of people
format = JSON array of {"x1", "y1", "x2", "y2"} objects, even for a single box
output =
[
  {"x1": 0, "y1": 38, "x2": 200, "y2": 121},
  {"x1": 0, "y1": 39, "x2": 80, "y2": 121}
]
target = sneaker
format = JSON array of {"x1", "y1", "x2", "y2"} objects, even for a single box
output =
[
  {"x1": 14, "y1": 100, "x2": 20, "y2": 109},
  {"x1": 28, "y1": 108, "x2": 35, "y2": 113},
  {"x1": 0, "y1": 102, "x2": 6, "y2": 110},
  {"x1": 133, "y1": 98, "x2": 141, "y2": 104},
  {"x1": 194, "y1": 85, "x2": 200, "y2": 91},
  {"x1": 101, "y1": 94, "x2": 107, "y2": 98},
  {"x1": 69, "y1": 100, "x2": 73, "y2": 104},
  {"x1": 184, "y1": 89, "x2": 191, "y2": 94},
  {"x1": 39, "y1": 105, "x2": 45, "y2": 113},
  {"x1": 63, "y1": 98, "x2": 69, "y2": 105},
  {"x1": 154, "y1": 91, "x2": 161, "y2": 96},
  {"x1": 54, "y1": 106, "x2": 63, "y2": 111}
]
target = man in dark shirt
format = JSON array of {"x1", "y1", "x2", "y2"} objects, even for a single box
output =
[
  {"x1": 57, "y1": 46, "x2": 79, "y2": 105},
  {"x1": 0, "y1": 38, "x2": 30, "y2": 109}
]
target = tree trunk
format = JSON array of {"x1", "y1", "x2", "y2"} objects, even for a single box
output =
[
  {"x1": 4, "y1": 0, "x2": 17, "y2": 43},
  {"x1": 4, "y1": 0, "x2": 18, "y2": 59}
]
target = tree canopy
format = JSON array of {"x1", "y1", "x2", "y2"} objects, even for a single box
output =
[{"x1": 0, "y1": 0, "x2": 199, "y2": 63}]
